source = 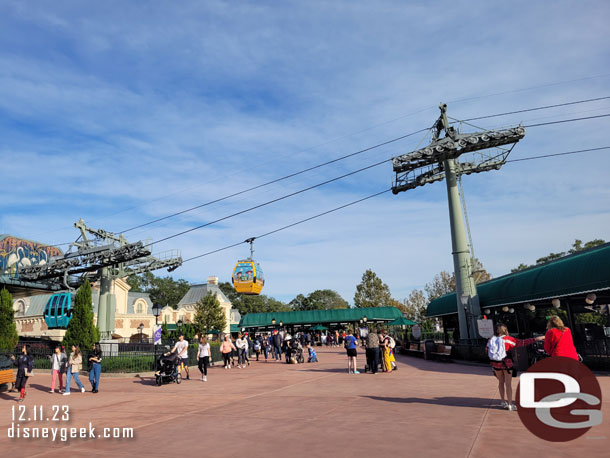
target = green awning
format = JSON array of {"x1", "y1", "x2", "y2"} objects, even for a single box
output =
[
  {"x1": 387, "y1": 317, "x2": 417, "y2": 326},
  {"x1": 230, "y1": 324, "x2": 241, "y2": 333},
  {"x1": 427, "y1": 242, "x2": 610, "y2": 317},
  {"x1": 240, "y1": 307, "x2": 402, "y2": 328}
]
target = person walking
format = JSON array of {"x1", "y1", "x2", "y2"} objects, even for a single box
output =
[
  {"x1": 171, "y1": 334, "x2": 190, "y2": 380},
  {"x1": 263, "y1": 334, "x2": 271, "y2": 362},
  {"x1": 380, "y1": 331, "x2": 394, "y2": 372},
  {"x1": 197, "y1": 336, "x2": 211, "y2": 381},
  {"x1": 63, "y1": 345, "x2": 85, "y2": 395},
  {"x1": 49, "y1": 345, "x2": 67, "y2": 393},
  {"x1": 544, "y1": 316, "x2": 579, "y2": 360},
  {"x1": 236, "y1": 333, "x2": 248, "y2": 368},
  {"x1": 273, "y1": 330, "x2": 283, "y2": 361},
  {"x1": 88, "y1": 343, "x2": 102, "y2": 393},
  {"x1": 11, "y1": 344, "x2": 33, "y2": 402},
  {"x1": 253, "y1": 336, "x2": 262, "y2": 361},
  {"x1": 220, "y1": 335, "x2": 236, "y2": 369},
  {"x1": 365, "y1": 329, "x2": 380, "y2": 374},
  {"x1": 344, "y1": 330, "x2": 359, "y2": 374},
  {"x1": 487, "y1": 324, "x2": 544, "y2": 410}
]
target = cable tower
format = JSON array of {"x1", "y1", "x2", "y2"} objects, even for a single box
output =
[{"x1": 391, "y1": 103, "x2": 525, "y2": 342}]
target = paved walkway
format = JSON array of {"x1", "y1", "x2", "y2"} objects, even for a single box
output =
[{"x1": 0, "y1": 347, "x2": 607, "y2": 457}]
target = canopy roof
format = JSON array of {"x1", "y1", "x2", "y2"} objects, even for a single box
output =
[
  {"x1": 387, "y1": 317, "x2": 417, "y2": 326},
  {"x1": 427, "y1": 242, "x2": 610, "y2": 317},
  {"x1": 240, "y1": 307, "x2": 402, "y2": 328}
]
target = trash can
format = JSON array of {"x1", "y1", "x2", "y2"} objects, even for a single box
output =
[{"x1": 424, "y1": 340, "x2": 436, "y2": 360}]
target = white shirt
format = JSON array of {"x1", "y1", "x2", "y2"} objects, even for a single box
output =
[
  {"x1": 174, "y1": 340, "x2": 189, "y2": 358},
  {"x1": 52, "y1": 353, "x2": 61, "y2": 370},
  {"x1": 198, "y1": 343, "x2": 210, "y2": 358},
  {"x1": 236, "y1": 338, "x2": 248, "y2": 350}
]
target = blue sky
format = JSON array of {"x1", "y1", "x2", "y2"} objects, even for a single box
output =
[{"x1": 1, "y1": 1, "x2": 610, "y2": 304}]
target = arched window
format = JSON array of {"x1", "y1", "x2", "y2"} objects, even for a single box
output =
[
  {"x1": 135, "y1": 301, "x2": 145, "y2": 314},
  {"x1": 14, "y1": 300, "x2": 26, "y2": 317}
]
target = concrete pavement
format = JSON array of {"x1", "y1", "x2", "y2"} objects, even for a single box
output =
[{"x1": 0, "y1": 347, "x2": 607, "y2": 457}]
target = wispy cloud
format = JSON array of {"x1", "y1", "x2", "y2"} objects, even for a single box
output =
[{"x1": 1, "y1": 1, "x2": 609, "y2": 304}]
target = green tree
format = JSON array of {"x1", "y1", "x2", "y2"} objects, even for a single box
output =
[
  {"x1": 308, "y1": 289, "x2": 349, "y2": 310},
  {"x1": 193, "y1": 292, "x2": 227, "y2": 335},
  {"x1": 63, "y1": 280, "x2": 100, "y2": 351},
  {"x1": 354, "y1": 269, "x2": 392, "y2": 308},
  {"x1": 511, "y1": 263, "x2": 530, "y2": 273},
  {"x1": 127, "y1": 273, "x2": 190, "y2": 309},
  {"x1": 512, "y1": 238, "x2": 606, "y2": 271},
  {"x1": 290, "y1": 290, "x2": 349, "y2": 310},
  {"x1": 424, "y1": 271, "x2": 456, "y2": 301},
  {"x1": 0, "y1": 288, "x2": 19, "y2": 350},
  {"x1": 289, "y1": 294, "x2": 309, "y2": 311}
]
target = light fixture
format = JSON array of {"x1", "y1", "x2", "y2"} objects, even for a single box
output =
[
  {"x1": 460, "y1": 295, "x2": 470, "y2": 306},
  {"x1": 152, "y1": 303, "x2": 162, "y2": 318},
  {"x1": 509, "y1": 308, "x2": 514, "y2": 314},
  {"x1": 363, "y1": 316, "x2": 367, "y2": 323},
  {"x1": 585, "y1": 293, "x2": 597, "y2": 305},
  {"x1": 279, "y1": 321, "x2": 283, "y2": 327},
  {"x1": 502, "y1": 306, "x2": 509, "y2": 312},
  {"x1": 552, "y1": 299, "x2": 560, "y2": 309},
  {"x1": 271, "y1": 318, "x2": 276, "y2": 325},
  {"x1": 529, "y1": 305, "x2": 536, "y2": 312},
  {"x1": 484, "y1": 309, "x2": 490, "y2": 315}
]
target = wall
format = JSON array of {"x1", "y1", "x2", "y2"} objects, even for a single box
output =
[{"x1": 0, "y1": 235, "x2": 62, "y2": 276}]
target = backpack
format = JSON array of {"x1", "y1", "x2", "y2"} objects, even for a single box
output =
[
  {"x1": 388, "y1": 337, "x2": 396, "y2": 349},
  {"x1": 487, "y1": 336, "x2": 507, "y2": 361}
]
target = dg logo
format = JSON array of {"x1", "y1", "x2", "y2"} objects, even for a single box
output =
[{"x1": 516, "y1": 356, "x2": 603, "y2": 442}]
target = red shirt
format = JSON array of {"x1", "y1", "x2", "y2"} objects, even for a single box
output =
[{"x1": 544, "y1": 327, "x2": 578, "y2": 360}]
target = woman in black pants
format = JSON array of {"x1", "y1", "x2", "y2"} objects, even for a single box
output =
[
  {"x1": 197, "y1": 336, "x2": 211, "y2": 381},
  {"x1": 12, "y1": 344, "x2": 34, "y2": 402}
]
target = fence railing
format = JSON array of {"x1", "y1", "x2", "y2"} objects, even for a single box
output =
[{"x1": 0, "y1": 342, "x2": 231, "y2": 374}]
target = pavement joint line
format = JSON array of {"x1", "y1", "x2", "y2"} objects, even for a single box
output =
[{"x1": 466, "y1": 389, "x2": 498, "y2": 458}]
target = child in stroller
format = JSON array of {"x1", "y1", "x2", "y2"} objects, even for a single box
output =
[
  {"x1": 155, "y1": 351, "x2": 182, "y2": 385},
  {"x1": 287, "y1": 339, "x2": 304, "y2": 364}
]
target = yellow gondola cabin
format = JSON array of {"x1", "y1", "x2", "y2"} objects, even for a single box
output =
[{"x1": 232, "y1": 238, "x2": 265, "y2": 295}]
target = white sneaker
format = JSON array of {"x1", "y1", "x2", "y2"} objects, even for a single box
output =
[
  {"x1": 203, "y1": 376, "x2": 207, "y2": 382},
  {"x1": 509, "y1": 404, "x2": 517, "y2": 411},
  {"x1": 238, "y1": 365, "x2": 242, "y2": 369},
  {"x1": 81, "y1": 387, "x2": 85, "y2": 393},
  {"x1": 228, "y1": 365, "x2": 231, "y2": 369},
  {"x1": 50, "y1": 389, "x2": 55, "y2": 393},
  {"x1": 500, "y1": 401, "x2": 508, "y2": 409},
  {"x1": 63, "y1": 392, "x2": 70, "y2": 396}
]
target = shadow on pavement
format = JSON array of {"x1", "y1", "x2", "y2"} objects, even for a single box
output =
[
  {"x1": 132, "y1": 375, "x2": 156, "y2": 386},
  {"x1": 362, "y1": 395, "x2": 501, "y2": 409}
]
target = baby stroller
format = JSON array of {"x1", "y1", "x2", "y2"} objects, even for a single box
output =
[
  {"x1": 155, "y1": 352, "x2": 182, "y2": 385},
  {"x1": 288, "y1": 340, "x2": 304, "y2": 364}
]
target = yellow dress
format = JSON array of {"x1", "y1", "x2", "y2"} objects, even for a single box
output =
[{"x1": 383, "y1": 346, "x2": 393, "y2": 372}]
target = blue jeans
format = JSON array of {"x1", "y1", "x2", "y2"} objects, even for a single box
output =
[
  {"x1": 263, "y1": 346, "x2": 269, "y2": 359},
  {"x1": 89, "y1": 362, "x2": 101, "y2": 389},
  {"x1": 273, "y1": 346, "x2": 281, "y2": 360},
  {"x1": 66, "y1": 367, "x2": 84, "y2": 393},
  {"x1": 238, "y1": 348, "x2": 247, "y2": 365}
]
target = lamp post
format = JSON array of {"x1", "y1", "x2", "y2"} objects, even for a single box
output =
[
  {"x1": 460, "y1": 295, "x2": 471, "y2": 344},
  {"x1": 177, "y1": 319, "x2": 183, "y2": 340},
  {"x1": 152, "y1": 303, "x2": 162, "y2": 369}
]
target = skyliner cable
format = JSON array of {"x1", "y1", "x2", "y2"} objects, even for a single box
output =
[
  {"x1": 120, "y1": 104, "x2": 610, "y2": 235},
  {"x1": 170, "y1": 145, "x2": 610, "y2": 264},
  {"x1": 46, "y1": 104, "x2": 610, "y2": 248},
  {"x1": 119, "y1": 127, "x2": 430, "y2": 233}
]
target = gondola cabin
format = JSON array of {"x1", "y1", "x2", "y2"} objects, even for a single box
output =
[
  {"x1": 43, "y1": 292, "x2": 74, "y2": 329},
  {"x1": 232, "y1": 261, "x2": 264, "y2": 295}
]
